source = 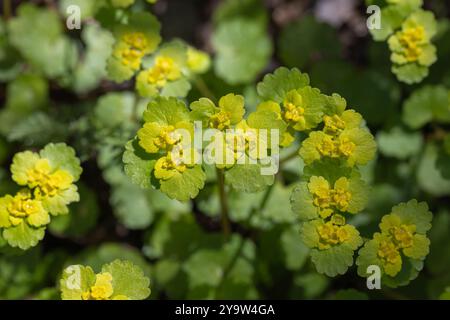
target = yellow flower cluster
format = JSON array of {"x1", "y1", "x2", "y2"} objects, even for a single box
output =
[
  {"x1": 209, "y1": 110, "x2": 232, "y2": 130},
  {"x1": 26, "y1": 159, "x2": 73, "y2": 199},
  {"x1": 118, "y1": 32, "x2": 149, "y2": 70},
  {"x1": 397, "y1": 26, "x2": 426, "y2": 62},
  {"x1": 375, "y1": 214, "x2": 428, "y2": 276},
  {"x1": 317, "y1": 220, "x2": 351, "y2": 250},
  {"x1": 81, "y1": 273, "x2": 128, "y2": 300},
  {"x1": 308, "y1": 176, "x2": 352, "y2": 218},
  {"x1": 146, "y1": 56, "x2": 182, "y2": 88},
  {"x1": 316, "y1": 135, "x2": 356, "y2": 158}
]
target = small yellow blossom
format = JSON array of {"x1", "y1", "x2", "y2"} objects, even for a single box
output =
[
  {"x1": 81, "y1": 272, "x2": 129, "y2": 300},
  {"x1": 152, "y1": 125, "x2": 181, "y2": 150},
  {"x1": 122, "y1": 32, "x2": 149, "y2": 51},
  {"x1": 377, "y1": 237, "x2": 402, "y2": 276},
  {"x1": 391, "y1": 225, "x2": 415, "y2": 248},
  {"x1": 282, "y1": 91, "x2": 306, "y2": 129},
  {"x1": 323, "y1": 114, "x2": 346, "y2": 135},
  {"x1": 209, "y1": 110, "x2": 232, "y2": 130},
  {"x1": 398, "y1": 26, "x2": 426, "y2": 62},
  {"x1": 120, "y1": 48, "x2": 144, "y2": 70},
  {"x1": 317, "y1": 221, "x2": 350, "y2": 249},
  {"x1": 147, "y1": 56, "x2": 181, "y2": 87},
  {"x1": 308, "y1": 176, "x2": 352, "y2": 217},
  {"x1": 154, "y1": 154, "x2": 189, "y2": 180},
  {"x1": 25, "y1": 158, "x2": 74, "y2": 199},
  {"x1": 316, "y1": 135, "x2": 336, "y2": 157},
  {"x1": 0, "y1": 189, "x2": 49, "y2": 228}
]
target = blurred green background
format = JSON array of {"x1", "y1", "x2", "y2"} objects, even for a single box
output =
[{"x1": 0, "y1": 0, "x2": 449, "y2": 300}]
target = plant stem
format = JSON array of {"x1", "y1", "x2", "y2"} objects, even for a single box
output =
[
  {"x1": 214, "y1": 183, "x2": 275, "y2": 298},
  {"x1": 3, "y1": 0, "x2": 11, "y2": 20},
  {"x1": 216, "y1": 168, "x2": 230, "y2": 237},
  {"x1": 279, "y1": 147, "x2": 300, "y2": 165},
  {"x1": 194, "y1": 76, "x2": 217, "y2": 103}
]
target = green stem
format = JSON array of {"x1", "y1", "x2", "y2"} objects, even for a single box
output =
[
  {"x1": 3, "y1": 0, "x2": 11, "y2": 20},
  {"x1": 279, "y1": 148, "x2": 300, "y2": 165},
  {"x1": 216, "y1": 168, "x2": 230, "y2": 237},
  {"x1": 214, "y1": 183, "x2": 275, "y2": 297},
  {"x1": 194, "y1": 76, "x2": 217, "y2": 103}
]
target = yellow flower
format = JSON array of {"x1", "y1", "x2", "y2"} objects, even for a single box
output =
[
  {"x1": 323, "y1": 114, "x2": 346, "y2": 135},
  {"x1": 397, "y1": 26, "x2": 426, "y2": 62},
  {"x1": 122, "y1": 32, "x2": 149, "y2": 52},
  {"x1": 153, "y1": 125, "x2": 180, "y2": 150},
  {"x1": 317, "y1": 221, "x2": 350, "y2": 250},
  {"x1": 282, "y1": 90, "x2": 306, "y2": 129},
  {"x1": 376, "y1": 236, "x2": 402, "y2": 277},
  {"x1": 336, "y1": 136, "x2": 356, "y2": 157},
  {"x1": 332, "y1": 177, "x2": 351, "y2": 211},
  {"x1": 120, "y1": 47, "x2": 144, "y2": 70},
  {"x1": 146, "y1": 56, "x2": 181, "y2": 87},
  {"x1": 316, "y1": 135, "x2": 336, "y2": 157},
  {"x1": 307, "y1": 176, "x2": 352, "y2": 217},
  {"x1": 209, "y1": 110, "x2": 232, "y2": 130},
  {"x1": 331, "y1": 213, "x2": 346, "y2": 226},
  {"x1": 25, "y1": 158, "x2": 74, "y2": 199},
  {"x1": 379, "y1": 214, "x2": 417, "y2": 249},
  {"x1": 0, "y1": 190, "x2": 49, "y2": 228},
  {"x1": 154, "y1": 153, "x2": 191, "y2": 180},
  {"x1": 187, "y1": 47, "x2": 210, "y2": 74},
  {"x1": 81, "y1": 272, "x2": 129, "y2": 300}
]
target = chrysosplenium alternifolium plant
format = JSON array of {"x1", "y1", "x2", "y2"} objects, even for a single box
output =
[
  {"x1": 106, "y1": 11, "x2": 210, "y2": 98},
  {"x1": 124, "y1": 66, "x2": 433, "y2": 286},
  {"x1": 0, "y1": 143, "x2": 82, "y2": 250},
  {"x1": 60, "y1": 260, "x2": 150, "y2": 300},
  {"x1": 366, "y1": 0, "x2": 437, "y2": 84}
]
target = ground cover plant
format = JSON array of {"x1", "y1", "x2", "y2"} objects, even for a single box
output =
[{"x1": 0, "y1": 0, "x2": 449, "y2": 300}]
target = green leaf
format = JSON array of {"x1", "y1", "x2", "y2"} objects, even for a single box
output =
[
  {"x1": 369, "y1": 4, "x2": 416, "y2": 41},
  {"x1": 5, "y1": 73, "x2": 48, "y2": 112},
  {"x1": 310, "y1": 245, "x2": 358, "y2": 277},
  {"x1": 94, "y1": 92, "x2": 136, "y2": 130},
  {"x1": 213, "y1": 0, "x2": 267, "y2": 27},
  {"x1": 110, "y1": 178, "x2": 154, "y2": 229},
  {"x1": 257, "y1": 67, "x2": 310, "y2": 103},
  {"x1": 417, "y1": 143, "x2": 450, "y2": 196},
  {"x1": 59, "y1": 0, "x2": 104, "y2": 20},
  {"x1": 159, "y1": 165, "x2": 206, "y2": 201},
  {"x1": 123, "y1": 139, "x2": 158, "y2": 189},
  {"x1": 392, "y1": 63, "x2": 429, "y2": 85},
  {"x1": 278, "y1": 15, "x2": 341, "y2": 69},
  {"x1": 40, "y1": 143, "x2": 83, "y2": 181},
  {"x1": 2, "y1": 222, "x2": 46, "y2": 250},
  {"x1": 403, "y1": 85, "x2": 450, "y2": 128},
  {"x1": 143, "y1": 96, "x2": 190, "y2": 125},
  {"x1": 49, "y1": 184, "x2": 99, "y2": 237},
  {"x1": 212, "y1": 18, "x2": 272, "y2": 85},
  {"x1": 7, "y1": 112, "x2": 67, "y2": 147},
  {"x1": 73, "y1": 243, "x2": 151, "y2": 277},
  {"x1": 183, "y1": 250, "x2": 225, "y2": 287},
  {"x1": 281, "y1": 225, "x2": 309, "y2": 271},
  {"x1": 101, "y1": 260, "x2": 151, "y2": 300},
  {"x1": 60, "y1": 265, "x2": 96, "y2": 300},
  {"x1": 225, "y1": 162, "x2": 274, "y2": 193},
  {"x1": 110, "y1": 0, "x2": 135, "y2": 8},
  {"x1": 377, "y1": 127, "x2": 423, "y2": 159},
  {"x1": 69, "y1": 24, "x2": 114, "y2": 93},
  {"x1": 8, "y1": 3, "x2": 77, "y2": 78}
]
